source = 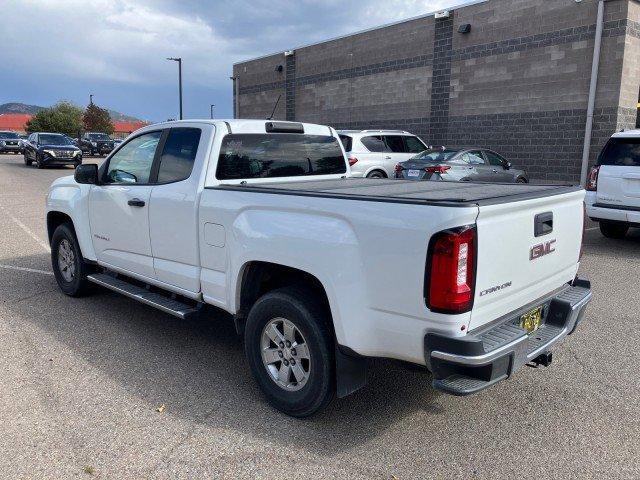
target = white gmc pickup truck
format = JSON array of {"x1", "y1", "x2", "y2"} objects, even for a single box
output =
[{"x1": 46, "y1": 119, "x2": 592, "y2": 416}]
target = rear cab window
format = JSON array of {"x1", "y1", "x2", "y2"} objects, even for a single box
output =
[
  {"x1": 598, "y1": 137, "x2": 640, "y2": 167},
  {"x1": 216, "y1": 134, "x2": 347, "y2": 180}
]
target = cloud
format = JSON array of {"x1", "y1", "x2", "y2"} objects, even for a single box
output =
[{"x1": 0, "y1": 0, "x2": 462, "y2": 120}]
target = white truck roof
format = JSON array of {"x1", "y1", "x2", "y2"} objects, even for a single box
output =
[
  {"x1": 138, "y1": 119, "x2": 335, "y2": 136},
  {"x1": 611, "y1": 129, "x2": 640, "y2": 138}
]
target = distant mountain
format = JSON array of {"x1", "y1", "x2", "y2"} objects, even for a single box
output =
[
  {"x1": 0, "y1": 102, "x2": 44, "y2": 115},
  {"x1": 0, "y1": 102, "x2": 144, "y2": 122}
]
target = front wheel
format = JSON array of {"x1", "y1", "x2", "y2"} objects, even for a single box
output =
[
  {"x1": 244, "y1": 287, "x2": 335, "y2": 417},
  {"x1": 51, "y1": 223, "x2": 94, "y2": 296},
  {"x1": 599, "y1": 221, "x2": 629, "y2": 239},
  {"x1": 516, "y1": 177, "x2": 527, "y2": 184},
  {"x1": 35, "y1": 155, "x2": 44, "y2": 169},
  {"x1": 24, "y1": 154, "x2": 32, "y2": 166}
]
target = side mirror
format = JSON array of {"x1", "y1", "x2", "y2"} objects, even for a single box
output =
[
  {"x1": 505, "y1": 161, "x2": 512, "y2": 170},
  {"x1": 75, "y1": 164, "x2": 99, "y2": 184}
]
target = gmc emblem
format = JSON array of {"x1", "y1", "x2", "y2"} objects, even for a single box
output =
[{"x1": 530, "y1": 239, "x2": 556, "y2": 260}]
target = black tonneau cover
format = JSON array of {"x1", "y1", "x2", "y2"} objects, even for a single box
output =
[{"x1": 211, "y1": 178, "x2": 581, "y2": 207}]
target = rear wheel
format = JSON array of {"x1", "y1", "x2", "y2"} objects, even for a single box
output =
[
  {"x1": 51, "y1": 223, "x2": 94, "y2": 297},
  {"x1": 516, "y1": 177, "x2": 527, "y2": 184},
  {"x1": 366, "y1": 170, "x2": 386, "y2": 179},
  {"x1": 244, "y1": 287, "x2": 335, "y2": 417},
  {"x1": 599, "y1": 221, "x2": 629, "y2": 239}
]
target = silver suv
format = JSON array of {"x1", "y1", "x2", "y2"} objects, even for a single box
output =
[{"x1": 338, "y1": 130, "x2": 429, "y2": 178}]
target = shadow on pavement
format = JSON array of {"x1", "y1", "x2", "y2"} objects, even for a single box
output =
[{"x1": 5, "y1": 252, "x2": 442, "y2": 457}]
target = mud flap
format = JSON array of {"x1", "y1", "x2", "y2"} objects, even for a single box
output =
[{"x1": 335, "y1": 346, "x2": 368, "y2": 398}]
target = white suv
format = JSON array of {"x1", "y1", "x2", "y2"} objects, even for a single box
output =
[
  {"x1": 338, "y1": 130, "x2": 429, "y2": 178},
  {"x1": 585, "y1": 129, "x2": 640, "y2": 238}
]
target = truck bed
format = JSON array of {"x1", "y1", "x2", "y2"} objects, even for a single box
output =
[{"x1": 212, "y1": 178, "x2": 580, "y2": 207}]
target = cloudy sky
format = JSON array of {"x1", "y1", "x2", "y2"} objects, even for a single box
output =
[{"x1": 1, "y1": 0, "x2": 461, "y2": 121}]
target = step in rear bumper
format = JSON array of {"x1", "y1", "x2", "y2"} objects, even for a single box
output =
[{"x1": 424, "y1": 279, "x2": 592, "y2": 396}]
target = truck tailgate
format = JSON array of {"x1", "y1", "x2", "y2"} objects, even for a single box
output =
[{"x1": 470, "y1": 189, "x2": 584, "y2": 330}]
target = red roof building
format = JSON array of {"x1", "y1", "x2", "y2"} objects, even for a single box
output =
[
  {"x1": 0, "y1": 113, "x2": 33, "y2": 132},
  {"x1": 113, "y1": 120, "x2": 149, "y2": 138}
]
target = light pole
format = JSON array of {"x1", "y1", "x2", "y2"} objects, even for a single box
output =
[
  {"x1": 167, "y1": 57, "x2": 183, "y2": 120},
  {"x1": 210, "y1": 104, "x2": 215, "y2": 119},
  {"x1": 89, "y1": 94, "x2": 93, "y2": 105},
  {"x1": 230, "y1": 76, "x2": 239, "y2": 118}
]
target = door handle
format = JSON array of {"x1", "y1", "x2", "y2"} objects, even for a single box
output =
[
  {"x1": 384, "y1": 156, "x2": 392, "y2": 159},
  {"x1": 127, "y1": 198, "x2": 146, "y2": 207}
]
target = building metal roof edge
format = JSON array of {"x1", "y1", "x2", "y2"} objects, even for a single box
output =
[{"x1": 233, "y1": 0, "x2": 488, "y2": 66}]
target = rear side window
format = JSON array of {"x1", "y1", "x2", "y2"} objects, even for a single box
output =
[
  {"x1": 485, "y1": 151, "x2": 506, "y2": 167},
  {"x1": 361, "y1": 136, "x2": 385, "y2": 152},
  {"x1": 157, "y1": 128, "x2": 201, "y2": 183},
  {"x1": 339, "y1": 135, "x2": 353, "y2": 152},
  {"x1": 598, "y1": 138, "x2": 640, "y2": 167},
  {"x1": 384, "y1": 135, "x2": 406, "y2": 153},
  {"x1": 404, "y1": 136, "x2": 426, "y2": 153},
  {"x1": 216, "y1": 134, "x2": 346, "y2": 180}
]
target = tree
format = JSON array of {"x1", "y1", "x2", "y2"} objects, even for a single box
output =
[
  {"x1": 83, "y1": 103, "x2": 114, "y2": 135},
  {"x1": 25, "y1": 101, "x2": 83, "y2": 136}
]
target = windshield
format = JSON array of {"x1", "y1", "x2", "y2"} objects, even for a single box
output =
[
  {"x1": 0, "y1": 132, "x2": 19, "y2": 139},
  {"x1": 88, "y1": 133, "x2": 111, "y2": 141},
  {"x1": 39, "y1": 134, "x2": 72, "y2": 146},
  {"x1": 411, "y1": 149, "x2": 458, "y2": 162},
  {"x1": 598, "y1": 138, "x2": 640, "y2": 167}
]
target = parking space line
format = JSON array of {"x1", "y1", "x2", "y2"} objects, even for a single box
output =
[
  {"x1": 0, "y1": 263, "x2": 53, "y2": 276},
  {"x1": 0, "y1": 204, "x2": 50, "y2": 252}
]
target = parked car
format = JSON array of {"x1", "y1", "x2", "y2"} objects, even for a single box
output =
[
  {"x1": 0, "y1": 131, "x2": 23, "y2": 154},
  {"x1": 63, "y1": 134, "x2": 79, "y2": 147},
  {"x1": 23, "y1": 132, "x2": 82, "y2": 168},
  {"x1": 46, "y1": 119, "x2": 591, "y2": 416},
  {"x1": 79, "y1": 132, "x2": 115, "y2": 156},
  {"x1": 395, "y1": 147, "x2": 529, "y2": 183},
  {"x1": 113, "y1": 138, "x2": 124, "y2": 146},
  {"x1": 337, "y1": 129, "x2": 429, "y2": 178},
  {"x1": 585, "y1": 129, "x2": 640, "y2": 238}
]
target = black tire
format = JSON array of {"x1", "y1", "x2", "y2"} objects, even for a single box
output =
[
  {"x1": 35, "y1": 154, "x2": 44, "y2": 169},
  {"x1": 599, "y1": 221, "x2": 629, "y2": 239},
  {"x1": 244, "y1": 287, "x2": 335, "y2": 417},
  {"x1": 516, "y1": 177, "x2": 527, "y2": 184},
  {"x1": 51, "y1": 223, "x2": 94, "y2": 297},
  {"x1": 24, "y1": 154, "x2": 32, "y2": 166},
  {"x1": 366, "y1": 170, "x2": 386, "y2": 179}
]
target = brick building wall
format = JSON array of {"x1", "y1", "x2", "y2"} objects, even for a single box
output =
[{"x1": 233, "y1": 0, "x2": 640, "y2": 183}]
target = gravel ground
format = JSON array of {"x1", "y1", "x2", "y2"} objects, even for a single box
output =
[{"x1": 0, "y1": 152, "x2": 638, "y2": 479}]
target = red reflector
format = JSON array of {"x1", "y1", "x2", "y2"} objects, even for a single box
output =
[
  {"x1": 348, "y1": 155, "x2": 358, "y2": 167},
  {"x1": 425, "y1": 226, "x2": 476, "y2": 314},
  {"x1": 586, "y1": 165, "x2": 599, "y2": 191},
  {"x1": 425, "y1": 165, "x2": 451, "y2": 174}
]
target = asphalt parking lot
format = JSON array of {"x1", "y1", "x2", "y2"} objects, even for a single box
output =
[{"x1": 0, "y1": 152, "x2": 639, "y2": 479}]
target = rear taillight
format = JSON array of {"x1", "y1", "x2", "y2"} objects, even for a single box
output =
[
  {"x1": 425, "y1": 165, "x2": 451, "y2": 174},
  {"x1": 348, "y1": 155, "x2": 358, "y2": 167},
  {"x1": 586, "y1": 165, "x2": 599, "y2": 191},
  {"x1": 425, "y1": 226, "x2": 476, "y2": 314}
]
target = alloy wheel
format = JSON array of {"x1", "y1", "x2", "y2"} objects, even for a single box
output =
[
  {"x1": 260, "y1": 317, "x2": 311, "y2": 391},
  {"x1": 57, "y1": 239, "x2": 76, "y2": 282}
]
